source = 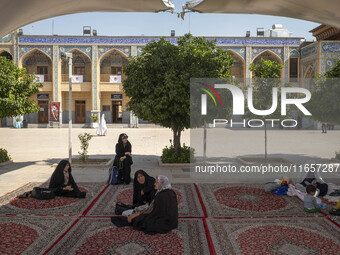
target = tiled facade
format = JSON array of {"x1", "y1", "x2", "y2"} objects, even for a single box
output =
[{"x1": 1, "y1": 31, "x2": 338, "y2": 127}]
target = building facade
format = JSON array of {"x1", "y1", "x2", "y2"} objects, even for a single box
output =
[{"x1": 0, "y1": 29, "x2": 339, "y2": 127}]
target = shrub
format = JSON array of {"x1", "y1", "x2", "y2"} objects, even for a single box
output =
[
  {"x1": 161, "y1": 140, "x2": 195, "y2": 163},
  {"x1": 78, "y1": 133, "x2": 92, "y2": 162},
  {"x1": 0, "y1": 148, "x2": 11, "y2": 163},
  {"x1": 336, "y1": 151, "x2": 340, "y2": 160},
  {"x1": 91, "y1": 114, "x2": 99, "y2": 122}
]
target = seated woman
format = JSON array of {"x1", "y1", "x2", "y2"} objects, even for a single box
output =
[
  {"x1": 111, "y1": 175, "x2": 178, "y2": 235},
  {"x1": 133, "y1": 170, "x2": 156, "y2": 207},
  {"x1": 49, "y1": 160, "x2": 86, "y2": 198}
]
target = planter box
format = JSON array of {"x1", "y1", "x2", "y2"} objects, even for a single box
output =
[
  {"x1": 158, "y1": 160, "x2": 191, "y2": 167},
  {"x1": 236, "y1": 157, "x2": 293, "y2": 166},
  {"x1": 0, "y1": 160, "x2": 13, "y2": 167},
  {"x1": 91, "y1": 122, "x2": 99, "y2": 129}
]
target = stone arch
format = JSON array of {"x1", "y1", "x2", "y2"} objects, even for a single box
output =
[
  {"x1": 99, "y1": 49, "x2": 129, "y2": 83},
  {"x1": 61, "y1": 49, "x2": 92, "y2": 82},
  {"x1": 304, "y1": 65, "x2": 315, "y2": 91},
  {"x1": 20, "y1": 48, "x2": 52, "y2": 66},
  {"x1": 227, "y1": 49, "x2": 245, "y2": 84},
  {"x1": 252, "y1": 50, "x2": 284, "y2": 78}
]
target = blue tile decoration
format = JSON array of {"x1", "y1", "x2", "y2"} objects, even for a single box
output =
[
  {"x1": 92, "y1": 45, "x2": 98, "y2": 110},
  {"x1": 245, "y1": 46, "x2": 252, "y2": 87},
  {"x1": 325, "y1": 58, "x2": 340, "y2": 72},
  {"x1": 321, "y1": 53, "x2": 340, "y2": 74},
  {"x1": 220, "y1": 47, "x2": 245, "y2": 59},
  {"x1": 284, "y1": 46, "x2": 289, "y2": 82},
  {"x1": 53, "y1": 45, "x2": 58, "y2": 101},
  {"x1": 98, "y1": 46, "x2": 131, "y2": 58},
  {"x1": 302, "y1": 57, "x2": 318, "y2": 78},
  {"x1": 0, "y1": 33, "x2": 12, "y2": 43},
  {"x1": 137, "y1": 46, "x2": 144, "y2": 56},
  {"x1": 289, "y1": 49, "x2": 299, "y2": 58},
  {"x1": 59, "y1": 46, "x2": 92, "y2": 59},
  {"x1": 301, "y1": 43, "x2": 318, "y2": 58},
  {"x1": 251, "y1": 47, "x2": 284, "y2": 61},
  {"x1": 18, "y1": 36, "x2": 301, "y2": 46},
  {"x1": 19, "y1": 45, "x2": 52, "y2": 60},
  {"x1": 13, "y1": 33, "x2": 18, "y2": 63},
  {"x1": 0, "y1": 46, "x2": 13, "y2": 56},
  {"x1": 322, "y1": 42, "x2": 340, "y2": 53}
]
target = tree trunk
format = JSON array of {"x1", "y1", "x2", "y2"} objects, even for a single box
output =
[
  {"x1": 264, "y1": 122, "x2": 267, "y2": 159},
  {"x1": 0, "y1": 118, "x2": 2, "y2": 127},
  {"x1": 172, "y1": 126, "x2": 181, "y2": 154}
]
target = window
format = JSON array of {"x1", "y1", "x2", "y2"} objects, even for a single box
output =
[
  {"x1": 74, "y1": 66, "x2": 85, "y2": 75},
  {"x1": 111, "y1": 67, "x2": 122, "y2": 75},
  {"x1": 37, "y1": 66, "x2": 48, "y2": 75},
  {"x1": 102, "y1": 105, "x2": 110, "y2": 111},
  {"x1": 289, "y1": 58, "x2": 298, "y2": 82}
]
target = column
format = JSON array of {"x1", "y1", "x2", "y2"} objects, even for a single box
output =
[
  {"x1": 245, "y1": 46, "x2": 252, "y2": 87},
  {"x1": 91, "y1": 45, "x2": 100, "y2": 122},
  {"x1": 284, "y1": 46, "x2": 289, "y2": 83}
]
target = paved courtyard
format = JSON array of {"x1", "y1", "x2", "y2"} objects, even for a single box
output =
[{"x1": 0, "y1": 127, "x2": 339, "y2": 196}]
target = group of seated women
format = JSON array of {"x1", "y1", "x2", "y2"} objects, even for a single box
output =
[{"x1": 48, "y1": 160, "x2": 178, "y2": 235}]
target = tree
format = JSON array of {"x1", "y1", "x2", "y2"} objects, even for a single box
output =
[
  {"x1": 123, "y1": 34, "x2": 234, "y2": 152},
  {"x1": 0, "y1": 57, "x2": 42, "y2": 120},
  {"x1": 305, "y1": 60, "x2": 340, "y2": 125},
  {"x1": 247, "y1": 59, "x2": 284, "y2": 159}
]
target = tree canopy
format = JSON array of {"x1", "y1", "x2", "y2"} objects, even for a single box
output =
[
  {"x1": 0, "y1": 57, "x2": 42, "y2": 119},
  {"x1": 123, "y1": 34, "x2": 235, "y2": 152}
]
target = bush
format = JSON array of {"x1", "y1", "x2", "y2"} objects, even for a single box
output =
[
  {"x1": 336, "y1": 151, "x2": 340, "y2": 160},
  {"x1": 78, "y1": 133, "x2": 92, "y2": 162},
  {"x1": 161, "y1": 140, "x2": 195, "y2": 163},
  {"x1": 0, "y1": 148, "x2": 11, "y2": 163}
]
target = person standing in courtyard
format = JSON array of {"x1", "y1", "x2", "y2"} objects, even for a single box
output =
[
  {"x1": 49, "y1": 160, "x2": 86, "y2": 198},
  {"x1": 96, "y1": 114, "x2": 108, "y2": 136},
  {"x1": 114, "y1": 133, "x2": 133, "y2": 184}
]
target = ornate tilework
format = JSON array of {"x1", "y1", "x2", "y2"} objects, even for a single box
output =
[
  {"x1": 301, "y1": 43, "x2": 318, "y2": 58},
  {"x1": 0, "y1": 32, "x2": 12, "y2": 43},
  {"x1": 0, "y1": 46, "x2": 13, "y2": 56},
  {"x1": 13, "y1": 33, "x2": 18, "y2": 63},
  {"x1": 220, "y1": 47, "x2": 245, "y2": 59},
  {"x1": 19, "y1": 45, "x2": 52, "y2": 60},
  {"x1": 53, "y1": 45, "x2": 59, "y2": 102},
  {"x1": 284, "y1": 46, "x2": 289, "y2": 82},
  {"x1": 322, "y1": 42, "x2": 340, "y2": 53},
  {"x1": 18, "y1": 36, "x2": 301, "y2": 46},
  {"x1": 98, "y1": 46, "x2": 131, "y2": 58},
  {"x1": 137, "y1": 46, "x2": 144, "y2": 56},
  {"x1": 245, "y1": 46, "x2": 252, "y2": 87},
  {"x1": 92, "y1": 45, "x2": 98, "y2": 110},
  {"x1": 321, "y1": 53, "x2": 340, "y2": 73},
  {"x1": 289, "y1": 48, "x2": 299, "y2": 58},
  {"x1": 251, "y1": 47, "x2": 284, "y2": 61},
  {"x1": 59, "y1": 46, "x2": 92, "y2": 59}
]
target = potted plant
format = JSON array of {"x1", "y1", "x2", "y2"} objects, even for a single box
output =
[{"x1": 91, "y1": 114, "x2": 99, "y2": 129}]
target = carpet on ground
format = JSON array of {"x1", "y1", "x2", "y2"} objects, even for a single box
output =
[
  {"x1": 0, "y1": 183, "x2": 105, "y2": 216},
  {"x1": 197, "y1": 183, "x2": 321, "y2": 217},
  {"x1": 207, "y1": 217, "x2": 340, "y2": 254},
  {"x1": 46, "y1": 217, "x2": 209, "y2": 255},
  {"x1": 87, "y1": 184, "x2": 204, "y2": 217},
  {"x1": 0, "y1": 216, "x2": 76, "y2": 255}
]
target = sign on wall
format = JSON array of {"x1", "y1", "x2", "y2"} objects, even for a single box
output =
[
  {"x1": 49, "y1": 102, "x2": 60, "y2": 122},
  {"x1": 37, "y1": 93, "x2": 49, "y2": 100},
  {"x1": 111, "y1": 94, "x2": 123, "y2": 100}
]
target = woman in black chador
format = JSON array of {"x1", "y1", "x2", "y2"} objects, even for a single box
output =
[
  {"x1": 111, "y1": 175, "x2": 178, "y2": 235},
  {"x1": 49, "y1": 160, "x2": 86, "y2": 198},
  {"x1": 114, "y1": 133, "x2": 133, "y2": 184},
  {"x1": 133, "y1": 170, "x2": 156, "y2": 207}
]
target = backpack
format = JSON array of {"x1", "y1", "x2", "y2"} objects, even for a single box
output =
[
  {"x1": 31, "y1": 187, "x2": 55, "y2": 200},
  {"x1": 108, "y1": 165, "x2": 121, "y2": 185}
]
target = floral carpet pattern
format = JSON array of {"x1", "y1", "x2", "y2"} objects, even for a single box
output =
[
  {"x1": 87, "y1": 183, "x2": 204, "y2": 217},
  {"x1": 197, "y1": 183, "x2": 315, "y2": 217},
  {"x1": 0, "y1": 183, "x2": 104, "y2": 216},
  {"x1": 0, "y1": 182, "x2": 339, "y2": 254}
]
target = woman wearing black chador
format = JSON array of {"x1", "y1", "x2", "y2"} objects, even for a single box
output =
[
  {"x1": 49, "y1": 160, "x2": 86, "y2": 198},
  {"x1": 114, "y1": 133, "x2": 133, "y2": 184}
]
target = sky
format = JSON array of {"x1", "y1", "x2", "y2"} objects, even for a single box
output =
[{"x1": 21, "y1": 0, "x2": 319, "y2": 40}]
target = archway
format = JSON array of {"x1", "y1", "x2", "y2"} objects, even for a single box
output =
[
  {"x1": 0, "y1": 50, "x2": 13, "y2": 60},
  {"x1": 21, "y1": 49, "x2": 52, "y2": 82},
  {"x1": 228, "y1": 50, "x2": 245, "y2": 86},
  {"x1": 304, "y1": 65, "x2": 315, "y2": 91},
  {"x1": 61, "y1": 49, "x2": 92, "y2": 83},
  {"x1": 252, "y1": 50, "x2": 284, "y2": 78}
]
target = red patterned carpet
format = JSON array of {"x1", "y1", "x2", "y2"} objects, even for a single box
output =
[
  {"x1": 87, "y1": 183, "x2": 204, "y2": 217},
  {"x1": 0, "y1": 182, "x2": 339, "y2": 254},
  {"x1": 197, "y1": 183, "x2": 316, "y2": 217},
  {"x1": 0, "y1": 182, "x2": 104, "y2": 216},
  {"x1": 46, "y1": 218, "x2": 209, "y2": 255},
  {"x1": 207, "y1": 217, "x2": 340, "y2": 254}
]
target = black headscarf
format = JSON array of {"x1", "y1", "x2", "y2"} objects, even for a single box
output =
[
  {"x1": 49, "y1": 160, "x2": 77, "y2": 193},
  {"x1": 114, "y1": 133, "x2": 132, "y2": 165},
  {"x1": 133, "y1": 170, "x2": 156, "y2": 206}
]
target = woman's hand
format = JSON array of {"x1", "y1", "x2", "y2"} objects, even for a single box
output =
[
  {"x1": 127, "y1": 212, "x2": 141, "y2": 223},
  {"x1": 120, "y1": 156, "x2": 126, "y2": 161},
  {"x1": 63, "y1": 185, "x2": 73, "y2": 191},
  {"x1": 125, "y1": 152, "x2": 131, "y2": 156},
  {"x1": 141, "y1": 190, "x2": 144, "y2": 196}
]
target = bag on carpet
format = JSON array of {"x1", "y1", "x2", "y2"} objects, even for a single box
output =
[
  {"x1": 107, "y1": 165, "x2": 121, "y2": 185},
  {"x1": 115, "y1": 202, "x2": 134, "y2": 215},
  {"x1": 31, "y1": 187, "x2": 55, "y2": 200},
  {"x1": 272, "y1": 185, "x2": 288, "y2": 195},
  {"x1": 264, "y1": 182, "x2": 280, "y2": 193}
]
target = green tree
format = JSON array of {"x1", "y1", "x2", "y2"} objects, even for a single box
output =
[
  {"x1": 247, "y1": 59, "x2": 284, "y2": 159},
  {"x1": 0, "y1": 57, "x2": 42, "y2": 119},
  {"x1": 305, "y1": 60, "x2": 340, "y2": 125},
  {"x1": 123, "y1": 34, "x2": 234, "y2": 152}
]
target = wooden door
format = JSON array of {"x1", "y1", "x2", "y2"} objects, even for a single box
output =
[
  {"x1": 75, "y1": 101, "x2": 86, "y2": 123},
  {"x1": 38, "y1": 100, "x2": 49, "y2": 123},
  {"x1": 112, "y1": 101, "x2": 122, "y2": 123}
]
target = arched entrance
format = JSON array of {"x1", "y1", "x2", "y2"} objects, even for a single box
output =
[
  {"x1": 0, "y1": 50, "x2": 13, "y2": 60},
  {"x1": 252, "y1": 50, "x2": 284, "y2": 78},
  {"x1": 228, "y1": 50, "x2": 245, "y2": 86}
]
